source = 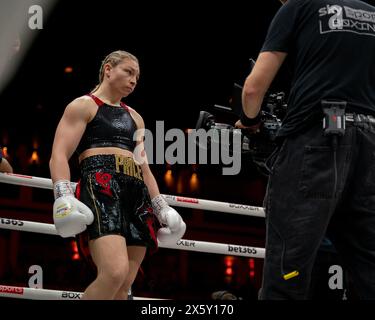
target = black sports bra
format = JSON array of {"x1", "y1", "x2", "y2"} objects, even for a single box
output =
[{"x1": 76, "y1": 94, "x2": 137, "y2": 155}]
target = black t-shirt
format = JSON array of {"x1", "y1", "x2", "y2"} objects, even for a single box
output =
[
  {"x1": 0, "y1": 147, "x2": 3, "y2": 163},
  {"x1": 261, "y1": 0, "x2": 375, "y2": 137}
]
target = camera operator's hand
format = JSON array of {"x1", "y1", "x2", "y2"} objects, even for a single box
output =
[{"x1": 235, "y1": 120, "x2": 261, "y2": 133}]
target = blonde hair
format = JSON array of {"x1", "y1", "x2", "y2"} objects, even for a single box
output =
[{"x1": 92, "y1": 50, "x2": 139, "y2": 93}]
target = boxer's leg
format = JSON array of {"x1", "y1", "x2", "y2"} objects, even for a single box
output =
[
  {"x1": 82, "y1": 235, "x2": 129, "y2": 300},
  {"x1": 114, "y1": 246, "x2": 146, "y2": 300}
]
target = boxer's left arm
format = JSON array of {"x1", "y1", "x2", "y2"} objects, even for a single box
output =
[
  {"x1": 130, "y1": 108, "x2": 186, "y2": 243},
  {"x1": 129, "y1": 108, "x2": 160, "y2": 198}
]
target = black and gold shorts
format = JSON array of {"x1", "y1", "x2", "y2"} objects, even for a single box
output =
[{"x1": 75, "y1": 154, "x2": 158, "y2": 249}]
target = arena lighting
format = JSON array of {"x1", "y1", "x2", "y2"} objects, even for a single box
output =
[
  {"x1": 225, "y1": 267, "x2": 233, "y2": 276},
  {"x1": 71, "y1": 241, "x2": 80, "y2": 261},
  {"x1": 2, "y1": 147, "x2": 9, "y2": 158},
  {"x1": 249, "y1": 258, "x2": 255, "y2": 269},
  {"x1": 224, "y1": 256, "x2": 234, "y2": 267},
  {"x1": 164, "y1": 169, "x2": 173, "y2": 188},
  {"x1": 189, "y1": 172, "x2": 199, "y2": 191},
  {"x1": 224, "y1": 256, "x2": 234, "y2": 278},
  {"x1": 32, "y1": 139, "x2": 39, "y2": 149},
  {"x1": 249, "y1": 258, "x2": 255, "y2": 279},
  {"x1": 64, "y1": 66, "x2": 73, "y2": 73},
  {"x1": 29, "y1": 150, "x2": 39, "y2": 164}
]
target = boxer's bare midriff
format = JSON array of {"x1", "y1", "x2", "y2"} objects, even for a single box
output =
[{"x1": 79, "y1": 147, "x2": 134, "y2": 163}]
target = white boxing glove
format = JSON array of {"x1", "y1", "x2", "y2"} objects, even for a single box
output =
[
  {"x1": 53, "y1": 180, "x2": 94, "y2": 238},
  {"x1": 151, "y1": 194, "x2": 186, "y2": 244}
]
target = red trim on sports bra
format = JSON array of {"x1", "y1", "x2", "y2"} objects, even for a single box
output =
[
  {"x1": 87, "y1": 93, "x2": 129, "y2": 111},
  {"x1": 87, "y1": 93, "x2": 105, "y2": 107},
  {"x1": 120, "y1": 101, "x2": 129, "y2": 112}
]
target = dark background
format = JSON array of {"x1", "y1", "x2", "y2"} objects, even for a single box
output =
[{"x1": 1, "y1": 0, "x2": 282, "y2": 138}]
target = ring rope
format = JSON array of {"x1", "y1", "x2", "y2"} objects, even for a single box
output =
[
  {"x1": 0, "y1": 173, "x2": 265, "y2": 218},
  {"x1": 0, "y1": 172, "x2": 266, "y2": 302},
  {"x1": 0, "y1": 285, "x2": 162, "y2": 300},
  {"x1": 0, "y1": 217, "x2": 265, "y2": 258}
]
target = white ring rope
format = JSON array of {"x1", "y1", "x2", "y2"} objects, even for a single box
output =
[
  {"x1": 0, "y1": 173, "x2": 266, "y2": 301},
  {"x1": 0, "y1": 173, "x2": 265, "y2": 218},
  {"x1": 0, "y1": 217, "x2": 265, "y2": 258},
  {"x1": 0, "y1": 285, "x2": 161, "y2": 300}
]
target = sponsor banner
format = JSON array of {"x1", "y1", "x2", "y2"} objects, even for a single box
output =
[
  {"x1": 61, "y1": 291, "x2": 82, "y2": 300},
  {"x1": 177, "y1": 240, "x2": 196, "y2": 248},
  {"x1": 176, "y1": 197, "x2": 199, "y2": 204},
  {"x1": 0, "y1": 218, "x2": 24, "y2": 227},
  {"x1": 228, "y1": 204, "x2": 260, "y2": 212},
  {"x1": 227, "y1": 245, "x2": 257, "y2": 256},
  {"x1": 0, "y1": 286, "x2": 24, "y2": 295}
]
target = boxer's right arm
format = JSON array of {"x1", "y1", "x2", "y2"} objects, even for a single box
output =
[
  {"x1": 50, "y1": 98, "x2": 91, "y2": 182},
  {"x1": 50, "y1": 98, "x2": 94, "y2": 238}
]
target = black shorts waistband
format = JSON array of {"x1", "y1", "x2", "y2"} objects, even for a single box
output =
[{"x1": 80, "y1": 154, "x2": 143, "y2": 180}]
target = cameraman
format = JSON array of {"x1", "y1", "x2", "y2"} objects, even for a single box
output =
[{"x1": 236, "y1": 0, "x2": 375, "y2": 299}]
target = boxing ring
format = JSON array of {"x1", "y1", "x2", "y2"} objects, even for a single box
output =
[{"x1": 0, "y1": 172, "x2": 265, "y2": 300}]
